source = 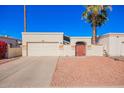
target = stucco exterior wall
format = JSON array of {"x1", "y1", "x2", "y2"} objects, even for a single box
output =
[
  {"x1": 70, "y1": 37, "x2": 104, "y2": 56},
  {"x1": 70, "y1": 37, "x2": 91, "y2": 45},
  {"x1": 58, "y1": 44, "x2": 103, "y2": 56},
  {"x1": 98, "y1": 36, "x2": 110, "y2": 55},
  {"x1": 59, "y1": 44, "x2": 75, "y2": 56},
  {"x1": 7, "y1": 46, "x2": 22, "y2": 58},
  {"x1": 22, "y1": 32, "x2": 64, "y2": 43},
  {"x1": 98, "y1": 33, "x2": 124, "y2": 56},
  {"x1": 109, "y1": 35, "x2": 124, "y2": 56},
  {"x1": 86, "y1": 45, "x2": 103, "y2": 56}
]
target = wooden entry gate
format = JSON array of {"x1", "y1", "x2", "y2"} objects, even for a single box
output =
[{"x1": 75, "y1": 42, "x2": 86, "y2": 56}]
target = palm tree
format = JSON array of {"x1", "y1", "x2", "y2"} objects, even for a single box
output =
[{"x1": 82, "y1": 5, "x2": 112, "y2": 44}]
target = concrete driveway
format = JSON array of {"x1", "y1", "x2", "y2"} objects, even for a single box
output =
[{"x1": 0, "y1": 57, "x2": 58, "y2": 88}]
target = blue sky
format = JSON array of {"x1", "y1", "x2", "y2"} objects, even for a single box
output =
[{"x1": 0, "y1": 5, "x2": 124, "y2": 40}]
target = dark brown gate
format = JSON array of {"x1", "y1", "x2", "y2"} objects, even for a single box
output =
[{"x1": 75, "y1": 42, "x2": 86, "y2": 56}]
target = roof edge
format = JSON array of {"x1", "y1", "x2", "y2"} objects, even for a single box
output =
[
  {"x1": 22, "y1": 32, "x2": 64, "y2": 35},
  {"x1": 70, "y1": 36, "x2": 91, "y2": 39}
]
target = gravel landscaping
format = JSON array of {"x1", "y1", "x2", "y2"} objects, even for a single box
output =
[{"x1": 51, "y1": 56, "x2": 124, "y2": 87}]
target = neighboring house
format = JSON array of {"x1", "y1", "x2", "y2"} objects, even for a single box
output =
[
  {"x1": 98, "y1": 33, "x2": 124, "y2": 56},
  {"x1": 0, "y1": 36, "x2": 21, "y2": 48},
  {"x1": 23, "y1": 32, "x2": 124, "y2": 57},
  {"x1": 0, "y1": 36, "x2": 22, "y2": 58}
]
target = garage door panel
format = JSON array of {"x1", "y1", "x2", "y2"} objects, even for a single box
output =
[
  {"x1": 28, "y1": 43, "x2": 41, "y2": 56},
  {"x1": 28, "y1": 43, "x2": 59, "y2": 56}
]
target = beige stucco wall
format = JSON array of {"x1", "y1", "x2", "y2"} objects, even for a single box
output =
[
  {"x1": 70, "y1": 37, "x2": 91, "y2": 45},
  {"x1": 86, "y1": 45, "x2": 103, "y2": 56},
  {"x1": 109, "y1": 35, "x2": 124, "y2": 56},
  {"x1": 98, "y1": 33, "x2": 124, "y2": 56},
  {"x1": 98, "y1": 36, "x2": 110, "y2": 55},
  {"x1": 70, "y1": 37, "x2": 104, "y2": 56},
  {"x1": 22, "y1": 32, "x2": 64, "y2": 43},
  {"x1": 58, "y1": 44, "x2": 103, "y2": 56},
  {"x1": 7, "y1": 46, "x2": 22, "y2": 58},
  {"x1": 59, "y1": 44, "x2": 103, "y2": 56},
  {"x1": 59, "y1": 44, "x2": 75, "y2": 56}
]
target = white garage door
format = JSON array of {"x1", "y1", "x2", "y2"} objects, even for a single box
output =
[{"x1": 28, "y1": 42, "x2": 59, "y2": 56}]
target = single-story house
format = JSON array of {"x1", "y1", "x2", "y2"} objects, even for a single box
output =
[
  {"x1": 0, "y1": 35, "x2": 21, "y2": 48},
  {"x1": 22, "y1": 32, "x2": 124, "y2": 57}
]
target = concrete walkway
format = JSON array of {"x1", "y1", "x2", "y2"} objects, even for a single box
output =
[{"x1": 0, "y1": 57, "x2": 58, "y2": 88}]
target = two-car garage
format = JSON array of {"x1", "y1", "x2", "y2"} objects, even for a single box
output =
[{"x1": 22, "y1": 32, "x2": 64, "y2": 56}]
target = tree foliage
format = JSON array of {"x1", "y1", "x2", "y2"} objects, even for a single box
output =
[{"x1": 82, "y1": 5, "x2": 112, "y2": 27}]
